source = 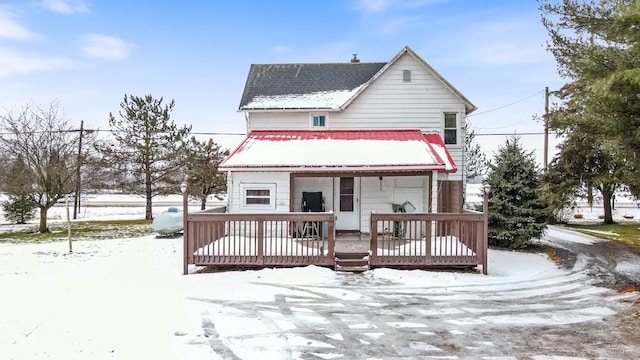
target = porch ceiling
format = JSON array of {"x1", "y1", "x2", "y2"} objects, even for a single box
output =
[{"x1": 219, "y1": 129, "x2": 457, "y2": 173}]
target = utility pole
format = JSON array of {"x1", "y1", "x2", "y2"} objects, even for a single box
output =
[
  {"x1": 544, "y1": 87, "x2": 549, "y2": 171},
  {"x1": 73, "y1": 120, "x2": 84, "y2": 219}
]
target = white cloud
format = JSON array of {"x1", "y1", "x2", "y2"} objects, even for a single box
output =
[
  {"x1": 0, "y1": 45, "x2": 76, "y2": 77},
  {"x1": 0, "y1": 8, "x2": 37, "y2": 40},
  {"x1": 40, "y1": 0, "x2": 90, "y2": 14},
  {"x1": 81, "y1": 33, "x2": 134, "y2": 60},
  {"x1": 353, "y1": 0, "x2": 449, "y2": 13},
  {"x1": 271, "y1": 45, "x2": 291, "y2": 53}
]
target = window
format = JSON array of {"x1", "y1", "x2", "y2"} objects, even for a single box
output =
[
  {"x1": 403, "y1": 70, "x2": 411, "y2": 82},
  {"x1": 444, "y1": 113, "x2": 458, "y2": 145},
  {"x1": 240, "y1": 183, "x2": 276, "y2": 209},
  {"x1": 339, "y1": 177, "x2": 354, "y2": 212},
  {"x1": 313, "y1": 115, "x2": 325, "y2": 127},
  {"x1": 310, "y1": 113, "x2": 327, "y2": 128}
]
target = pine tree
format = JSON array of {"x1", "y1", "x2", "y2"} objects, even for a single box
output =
[
  {"x1": 2, "y1": 195, "x2": 35, "y2": 224},
  {"x1": 184, "y1": 137, "x2": 229, "y2": 210},
  {"x1": 487, "y1": 136, "x2": 549, "y2": 249},
  {"x1": 540, "y1": 0, "x2": 640, "y2": 196},
  {"x1": 99, "y1": 94, "x2": 192, "y2": 220}
]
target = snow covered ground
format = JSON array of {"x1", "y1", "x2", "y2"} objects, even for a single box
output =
[{"x1": 1, "y1": 196, "x2": 640, "y2": 358}]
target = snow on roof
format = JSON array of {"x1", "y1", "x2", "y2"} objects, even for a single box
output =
[
  {"x1": 219, "y1": 130, "x2": 456, "y2": 173},
  {"x1": 242, "y1": 87, "x2": 362, "y2": 110}
]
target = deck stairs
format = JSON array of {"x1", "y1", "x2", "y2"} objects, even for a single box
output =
[{"x1": 334, "y1": 251, "x2": 370, "y2": 272}]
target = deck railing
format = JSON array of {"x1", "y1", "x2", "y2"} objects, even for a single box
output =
[
  {"x1": 184, "y1": 212, "x2": 335, "y2": 273},
  {"x1": 369, "y1": 210, "x2": 487, "y2": 274}
]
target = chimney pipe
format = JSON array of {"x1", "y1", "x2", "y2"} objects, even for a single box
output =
[{"x1": 350, "y1": 54, "x2": 360, "y2": 63}]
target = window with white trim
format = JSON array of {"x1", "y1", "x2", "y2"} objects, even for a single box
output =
[
  {"x1": 240, "y1": 183, "x2": 276, "y2": 209},
  {"x1": 310, "y1": 113, "x2": 327, "y2": 128},
  {"x1": 444, "y1": 113, "x2": 458, "y2": 145}
]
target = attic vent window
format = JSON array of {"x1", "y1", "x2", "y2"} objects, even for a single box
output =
[{"x1": 403, "y1": 70, "x2": 411, "y2": 82}]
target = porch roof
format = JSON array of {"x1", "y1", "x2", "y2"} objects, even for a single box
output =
[{"x1": 219, "y1": 130, "x2": 457, "y2": 173}]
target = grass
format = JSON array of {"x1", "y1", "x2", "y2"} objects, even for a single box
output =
[
  {"x1": 566, "y1": 222, "x2": 640, "y2": 247},
  {"x1": 0, "y1": 219, "x2": 153, "y2": 243}
]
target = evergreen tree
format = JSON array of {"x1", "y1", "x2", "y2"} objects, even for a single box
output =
[
  {"x1": 99, "y1": 94, "x2": 192, "y2": 220},
  {"x1": 1, "y1": 155, "x2": 37, "y2": 224},
  {"x1": 2, "y1": 195, "x2": 35, "y2": 224},
  {"x1": 540, "y1": 0, "x2": 640, "y2": 195},
  {"x1": 487, "y1": 136, "x2": 549, "y2": 249},
  {"x1": 183, "y1": 137, "x2": 229, "y2": 210}
]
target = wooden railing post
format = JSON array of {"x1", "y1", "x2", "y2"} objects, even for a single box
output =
[
  {"x1": 482, "y1": 186, "x2": 489, "y2": 274},
  {"x1": 370, "y1": 211, "x2": 377, "y2": 264},
  {"x1": 257, "y1": 218, "x2": 264, "y2": 264},
  {"x1": 182, "y1": 176, "x2": 189, "y2": 275},
  {"x1": 327, "y1": 211, "x2": 335, "y2": 265}
]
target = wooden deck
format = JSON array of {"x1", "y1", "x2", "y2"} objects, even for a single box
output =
[{"x1": 183, "y1": 207, "x2": 488, "y2": 274}]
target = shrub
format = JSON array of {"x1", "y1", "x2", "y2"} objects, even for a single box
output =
[{"x1": 2, "y1": 195, "x2": 36, "y2": 224}]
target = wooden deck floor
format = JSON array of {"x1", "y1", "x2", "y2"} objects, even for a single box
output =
[{"x1": 334, "y1": 234, "x2": 369, "y2": 254}]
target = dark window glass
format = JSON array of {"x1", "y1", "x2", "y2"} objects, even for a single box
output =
[{"x1": 339, "y1": 177, "x2": 354, "y2": 212}]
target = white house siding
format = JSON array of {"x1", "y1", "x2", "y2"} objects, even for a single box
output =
[
  {"x1": 360, "y1": 175, "x2": 428, "y2": 233},
  {"x1": 227, "y1": 172, "x2": 290, "y2": 213},
  {"x1": 244, "y1": 53, "x2": 468, "y2": 181},
  {"x1": 292, "y1": 177, "x2": 334, "y2": 212}
]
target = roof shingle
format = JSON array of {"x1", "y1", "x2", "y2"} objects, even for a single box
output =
[{"x1": 239, "y1": 62, "x2": 386, "y2": 110}]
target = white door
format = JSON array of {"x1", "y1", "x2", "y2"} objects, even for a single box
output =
[{"x1": 334, "y1": 177, "x2": 360, "y2": 231}]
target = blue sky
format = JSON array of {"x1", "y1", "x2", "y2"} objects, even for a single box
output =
[{"x1": 0, "y1": 0, "x2": 565, "y2": 164}]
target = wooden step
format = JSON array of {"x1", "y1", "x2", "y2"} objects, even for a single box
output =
[
  {"x1": 334, "y1": 252, "x2": 369, "y2": 260},
  {"x1": 335, "y1": 254, "x2": 370, "y2": 272},
  {"x1": 335, "y1": 264, "x2": 370, "y2": 272}
]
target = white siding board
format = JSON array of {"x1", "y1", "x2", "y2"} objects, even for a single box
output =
[
  {"x1": 228, "y1": 172, "x2": 290, "y2": 213},
  {"x1": 360, "y1": 175, "x2": 428, "y2": 233}
]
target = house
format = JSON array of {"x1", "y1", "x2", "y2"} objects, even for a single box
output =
[
  {"x1": 183, "y1": 46, "x2": 487, "y2": 274},
  {"x1": 220, "y1": 46, "x2": 476, "y2": 232}
]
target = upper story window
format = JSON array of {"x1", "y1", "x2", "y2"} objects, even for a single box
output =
[
  {"x1": 310, "y1": 113, "x2": 327, "y2": 128},
  {"x1": 444, "y1": 113, "x2": 458, "y2": 145}
]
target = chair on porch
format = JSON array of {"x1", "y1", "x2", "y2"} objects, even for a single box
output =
[{"x1": 300, "y1": 191, "x2": 325, "y2": 238}]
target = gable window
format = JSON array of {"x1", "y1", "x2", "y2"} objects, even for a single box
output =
[
  {"x1": 310, "y1": 113, "x2": 327, "y2": 128},
  {"x1": 444, "y1": 113, "x2": 458, "y2": 145},
  {"x1": 403, "y1": 70, "x2": 411, "y2": 82},
  {"x1": 240, "y1": 183, "x2": 276, "y2": 209}
]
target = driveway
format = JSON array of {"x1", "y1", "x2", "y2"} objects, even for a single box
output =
[
  {"x1": 543, "y1": 225, "x2": 640, "y2": 289},
  {"x1": 180, "y1": 227, "x2": 640, "y2": 359}
]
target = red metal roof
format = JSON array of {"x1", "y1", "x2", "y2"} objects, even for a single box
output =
[{"x1": 220, "y1": 130, "x2": 457, "y2": 174}]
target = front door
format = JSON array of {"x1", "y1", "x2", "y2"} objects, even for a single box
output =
[{"x1": 334, "y1": 177, "x2": 360, "y2": 231}]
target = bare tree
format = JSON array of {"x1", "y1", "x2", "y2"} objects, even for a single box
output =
[
  {"x1": 464, "y1": 121, "x2": 487, "y2": 181},
  {"x1": 0, "y1": 101, "x2": 80, "y2": 232}
]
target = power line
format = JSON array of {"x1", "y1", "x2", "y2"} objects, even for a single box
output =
[
  {"x1": 475, "y1": 131, "x2": 560, "y2": 136},
  {"x1": 467, "y1": 91, "x2": 543, "y2": 118}
]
